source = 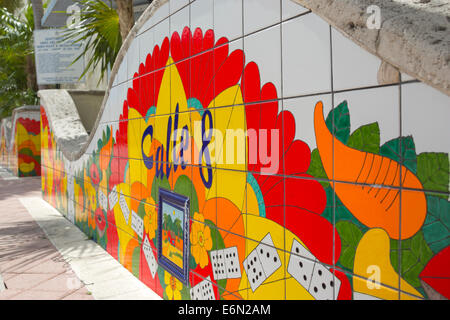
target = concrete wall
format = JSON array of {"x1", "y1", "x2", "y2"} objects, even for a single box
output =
[
  {"x1": 68, "y1": 91, "x2": 105, "y2": 134},
  {"x1": 39, "y1": 0, "x2": 450, "y2": 300}
]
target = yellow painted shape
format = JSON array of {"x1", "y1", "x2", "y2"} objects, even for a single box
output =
[
  {"x1": 353, "y1": 228, "x2": 423, "y2": 300},
  {"x1": 239, "y1": 214, "x2": 314, "y2": 299},
  {"x1": 112, "y1": 182, "x2": 136, "y2": 263},
  {"x1": 205, "y1": 86, "x2": 247, "y2": 207},
  {"x1": 19, "y1": 161, "x2": 35, "y2": 173}
]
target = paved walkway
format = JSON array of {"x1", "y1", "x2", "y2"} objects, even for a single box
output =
[{"x1": 0, "y1": 168, "x2": 161, "y2": 300}]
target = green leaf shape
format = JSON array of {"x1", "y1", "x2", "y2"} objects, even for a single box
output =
[
  {"x1": 336, "y1": 221, "x2": 364, "y2": 270},
  {"x1": 173, "y1": 175, "x2": 199, "y2": 218},
  {"x1": 390, "y1": 231, "x2": 434, "y2": 289},
  {"x1": 417, "y1": 152, "x2": 449, "y2": 196},
  {"x1": 325, "y1": 100, "x2": 350, "y2": 144},
  {"x1": 131, "y1": 245, "x2": 140, "y2": 278},
  {"x1": 150, "y1": 175, "x2": 171, "y2": 205},
  {"x1": 204, "y1": 219, "x2": 227, "y2": 296},
  {"x1": 180, "y1": 284, "x2": 191, "y2": 300},
  {"x1": 347, "y1": 122, "x2": 380, "y2": 154},
  {"x1": 307, "y1": 149, "x2": 330, "y2": 188},
  {"x1": 379, "y1": 136, "x2": 417, "y2": 174},
  {"x1": 422, "y1": 195, "x2": 450, "y2": 254}
]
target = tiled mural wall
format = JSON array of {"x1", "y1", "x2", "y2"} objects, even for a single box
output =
[
  {"x1": 0, "y1": 109, "x2": 41, "y2": 177},
  {"x1": 40, "y1": 0, "x2": 449, "y2": 300}
]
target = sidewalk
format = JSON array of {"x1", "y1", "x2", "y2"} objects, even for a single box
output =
[{"x1": 0, "y1": 168, "x2": 161, "y2": 300}]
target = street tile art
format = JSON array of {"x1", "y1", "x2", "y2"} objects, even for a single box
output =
[
  {"x1": 40, "y1": 0, "x2": 449, "y2": 300},
  {"x1": 0, "y1": 108, "x2": 41, "y2": 177}
]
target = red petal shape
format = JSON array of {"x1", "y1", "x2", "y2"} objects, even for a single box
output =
[
  {"x1": 267, "y1": 205, "x2": 340, "y2": 265},
  {"x1": 420, "y1": 246, "x2": 450, "y2": 299},
  {"x1": 329, "y1": 268, "x2": 352, "y2": 300}
]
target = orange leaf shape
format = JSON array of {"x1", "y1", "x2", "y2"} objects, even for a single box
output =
[{"x1": 314, "y1": 101, "x2": 426, "y2": 239}]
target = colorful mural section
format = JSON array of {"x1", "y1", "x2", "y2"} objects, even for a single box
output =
[
  {"x1": 0, "y1": 109, "x2": 41, "y2": 177},
  {"x1": 40, "y1": 1, "x2": 449, "y2": 300}
]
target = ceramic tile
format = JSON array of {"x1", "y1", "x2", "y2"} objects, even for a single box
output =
[
  {"x1": 213, "y1": 104, "x2": 247, "y2": 171},
  {"x1": 286, "y1": 259, "x2": 342, "y2": 300},
  {"x1": 153, "y1": 16, "x2": 170, "y2": 50},
  {"x1": 390, "y1": 190, "x2": 437, "y2": 300},
  {"x1": 352, "y1": 276, "x2": 401, "y2": 300},
  {"x1": 282, "y1": 94, "x2": 332, "y2": 155},
  {"x1": 282, "y1": 12, "x2": 331, "y2": 97},
  {"x1": 244, "y1": 25, "x2": 282, "y2": 99},
  {"x1": 170, "y1": 2, "x2": 190, "y2": 36},
  {"x1": 127, "y1": 38, "x2": 140, "y2": 80},
  {"x1": 333, "y1": 86, "x2": 400, "y2": 186},
  {"x1": 170, "y1": 0, "x2": 189, "y2": 14},
  {"x1": 139, "y1": 28, "x2": 155, "y2": 68},
  {"x1": 332, "y1": 27, "x2": 382, "y2": 91},
  {"x1": 214, "y1": 0, "x2": 242, "y2": 42},
  {"x1": 189, "y1": 272, "x2": 220, "y2": 300},
  {"x1": 243, "y1": 235, "x2": 286, "y2": 298},
  {"x1": 191, "y1": 0, "x2": 213, "y2": 34},
  {"x1": 214, "y1": 168, "x2": 246, "y2": 231},
  {"x1": 401, "y1": 82, "x2": 450, "y2": 156},
  {"x1": 281, "y1": 0, "x2": 309, "y2": 21},
  {"x1": 243, "y1": 0, "x2": 281, "y2": 36},
  {"x1": 117, "y1": 53, "x2": 128, "y2": 85},
  {"x1": 150, "y1": 1, "x2": 170, "y2": 28}
]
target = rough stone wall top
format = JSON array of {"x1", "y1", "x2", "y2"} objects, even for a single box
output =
[
  {"x1": 293, "y1": 0, "x2": 450, "y2": 95},
  {"x1": 38, "y1": 90, "x2": 89, "y2": 160}
]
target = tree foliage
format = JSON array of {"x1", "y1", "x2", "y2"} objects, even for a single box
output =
[
  {"x1": 60, "y1": 0, "x2": 122, "y2": 84},
  {"x1": 0, "y1": 4, "x2": 38, "y2": 118}
]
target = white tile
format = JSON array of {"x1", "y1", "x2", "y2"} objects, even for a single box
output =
[
  {"x1": 332, "y1": 28, "x2": 381, "y2": 91},
  {"x1": 334, "y1": 86, "x2": 400, "y2": 147},
  {"x1": 214, "y1": 0, "x2": 242, "y2": 42},
  {"x1": 283, "y1": 94, "x2": 332, "y2": 151},
  {"x1": 170, "y1": 0, "x2": 189, "y2": 14},
  {"x1": 153, "y1": 16, "x2": 170, "y2": 50},
  {"x1": 243, "y1": 0, "x2": 281, "y2": 35},
  {"x1": 191, "y1": 0, "x2": 213, "y2": 34},
  {"x1": 282, "y1": 0, "x2": 309, "y2": 21},
  {"x1": 139, "y1": 29, "x2": 155, "y2": 67},
  {"x1": 117, "y1": 54, "x2": 127, "y2": 85},
  {"x1": 152, "y1": 1, "x2": 170, "y2": 26},
  {"x1": 170, "y1": 3, "x2": 190, "y2": 36},
  {"x1": 244, "y1": 25, "x2": 281, "y2": 99},
  {"x1": 127, "y1": 38, "x2": 140, "y2": 80},
  {"x1": 401, "y1": 82, "x2": 450, "y2": 154},
  {"x1": 282, "y1": 13, "x2": 331, "y2": 97}
]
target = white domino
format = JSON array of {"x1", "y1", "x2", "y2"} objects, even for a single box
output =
[
  {"x1": 223, "y1": 247, "x2": 241, "y2": 279},
  {"x1": 309, "y1": 262, "x2": 341, "y2": 300},
  {"x1": 98, "y1": 189, "x2": 108, "y2": 210},
  {"x1": 243, "y1": 249, "x2": 266, "y2": 292},
  {"x1": 131, "y1": 210, "x2": 144, "y2": 238},
  {"x1": 143, "y1": 236, "x2": 157, "y2": 278},
  {"x1": 210, "y1": 247, "x2": 241, "y2": 281},
  {"x1": 255, "y1": 233, "x2": 282, "y2": 279},
  {"x1": 119, "y1": 193, "x2": 130, "y2": 223},
  {"x1": 210, "y1": 250, "x2": 226, "y2": 280},
  {"x1": 108, "y1": 186, "x2": 118, "y2": 209},
  {"x1": 190, "y1": 276, "x2": 215, "y2": 300},
  {"x1": 287, "y1": 238, "x2": 317, "y2": 291}
]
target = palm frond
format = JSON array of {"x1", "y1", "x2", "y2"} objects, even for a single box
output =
[{"x1": 59, "y1": 0, "x2": 121, "y2": 84}]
